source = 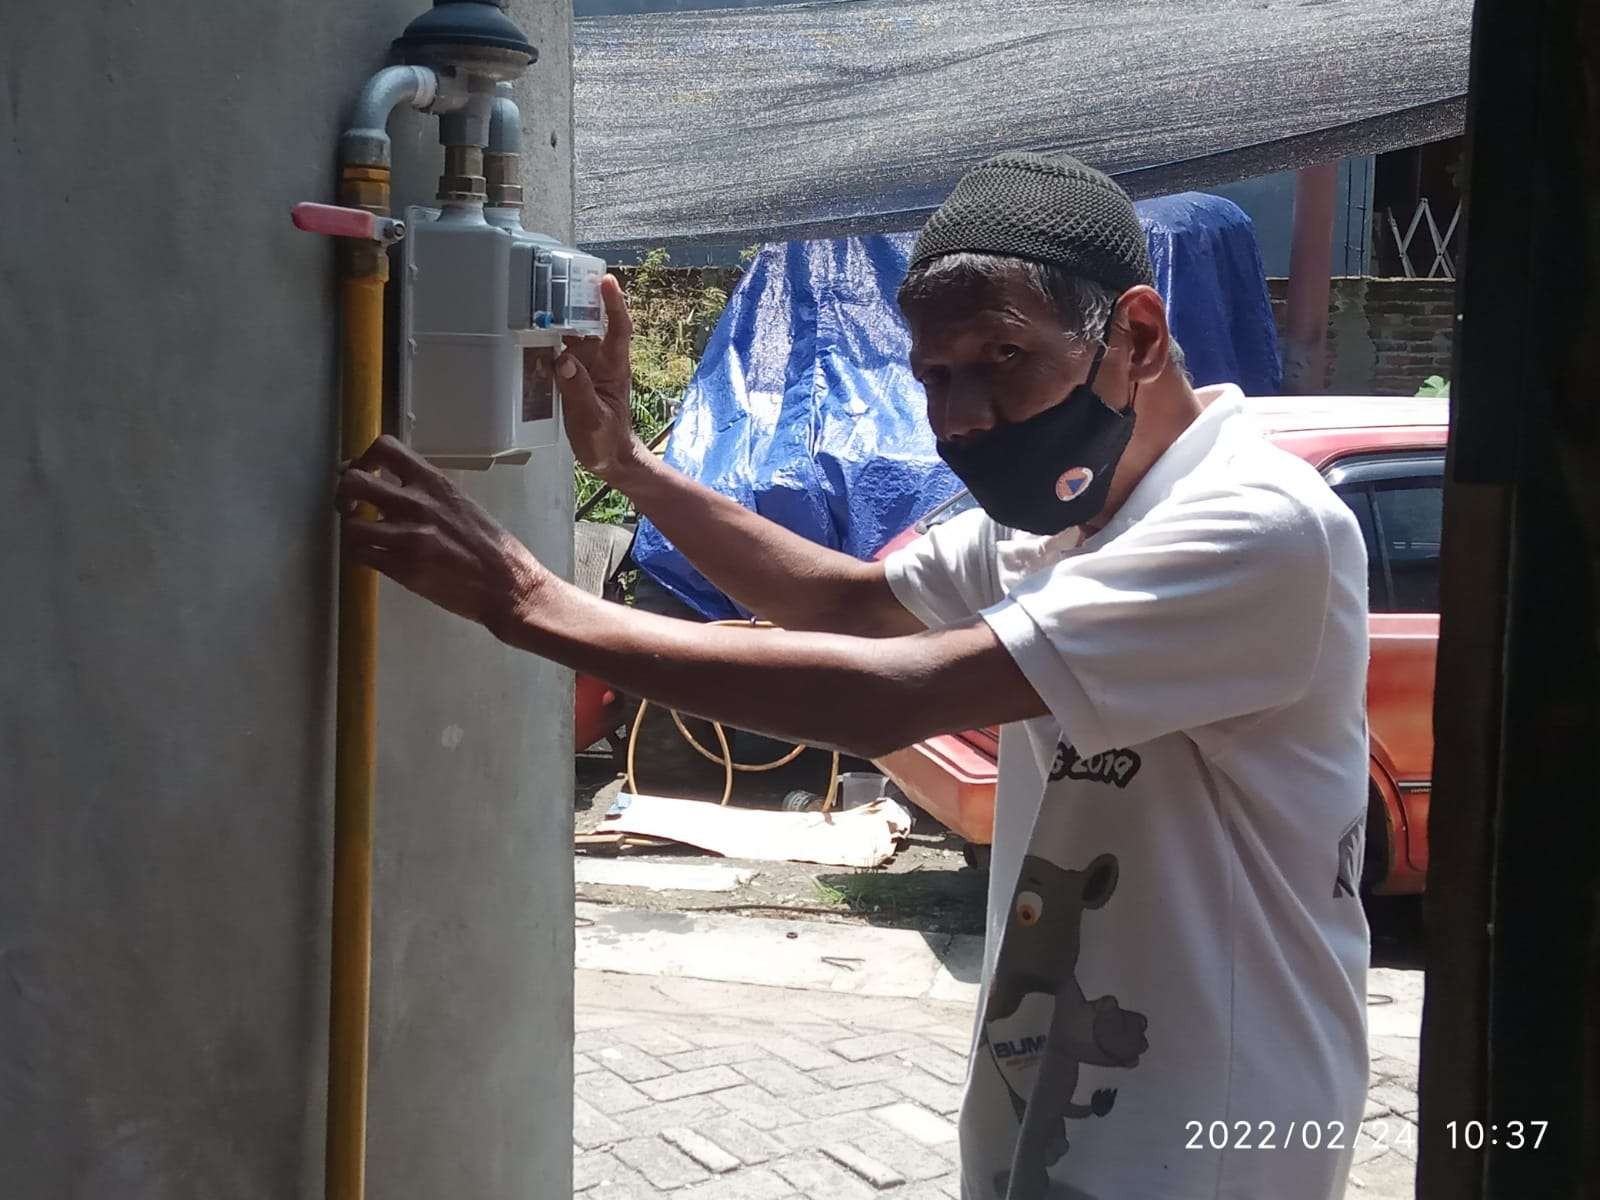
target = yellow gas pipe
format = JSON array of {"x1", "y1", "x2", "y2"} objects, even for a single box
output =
[{"x1": 327, "y1": 161, "x2": 389, "y2": 1200}]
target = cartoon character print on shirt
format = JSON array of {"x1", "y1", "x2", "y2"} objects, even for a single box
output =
[{"x1": 980, "y1": 853, "x2": 1150, "y2": 1200}]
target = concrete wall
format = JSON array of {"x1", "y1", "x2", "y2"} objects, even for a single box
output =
[
  {"x1": 1267, "y1": 276, "x2": 1457, "y2": 395},
  {"x1": 0, "y1": 2, "x2": 574, "y2": 1196}
]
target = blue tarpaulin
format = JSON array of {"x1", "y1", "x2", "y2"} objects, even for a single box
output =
[{"x1": 634, "y1": 194, "x2": 1281, "y2": 618}]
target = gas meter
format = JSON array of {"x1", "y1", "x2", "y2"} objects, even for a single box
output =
[{"x1": 399, "y1": 207, "x2": 605, "y2": 469}]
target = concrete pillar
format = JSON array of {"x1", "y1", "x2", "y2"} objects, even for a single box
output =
[{"x1": 0, "y1": 3, "x2": 575, "y2": 1197}]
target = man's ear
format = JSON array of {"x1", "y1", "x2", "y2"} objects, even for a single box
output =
[{"x1": 1115, "y1": 286, "x2": 1171, "y2": 385}]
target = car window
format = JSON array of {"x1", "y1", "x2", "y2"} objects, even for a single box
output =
[
  {"x1": 1334, "y1": 485, "x2": 1386, "y2": 612},
  {"x1": 1372, "y1": 481, "x2": 1443, "y2": 613}
]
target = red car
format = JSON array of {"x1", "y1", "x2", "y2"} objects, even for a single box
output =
[{"x1": 875, "y1": 396, "x2": 1446, "y2": 895}]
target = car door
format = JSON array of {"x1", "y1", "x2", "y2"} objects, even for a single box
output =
[{"x1": 1325, "y1": 453, "x2": 1444, "y2": 879}]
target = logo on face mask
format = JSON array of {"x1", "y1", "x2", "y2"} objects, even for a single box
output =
[{"x1": 1055, "y1": 467, "x2": 1095, "y2": 501}]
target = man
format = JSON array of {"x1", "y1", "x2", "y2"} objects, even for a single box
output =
[{"x1": 338, "y1": 154, "x2": 1371, "y2": 1199}]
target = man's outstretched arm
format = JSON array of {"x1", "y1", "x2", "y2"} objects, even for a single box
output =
[
  {"x1": 336, "y1": 436, "x2": 1043, "y2": 758},
  {"x1": 557, "y1": 274, "x2": 921, "y2": 638}
]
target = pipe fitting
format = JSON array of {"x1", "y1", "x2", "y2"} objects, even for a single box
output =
[
  {"x1": 438, "y1": 144, "x2": 488, "y2": 204},
  {"x1": 438, "y1": 86, "x2": 495, "y2": 150},
  {"x1": 487, "y1": 83, "x2": 522, "y2": 156},
  {"x1": 339, "y1": 65, "x2": 440, "y2": 168},
  {"x1": 485, "y1": 84, "x2": 523, "y2": 211}
]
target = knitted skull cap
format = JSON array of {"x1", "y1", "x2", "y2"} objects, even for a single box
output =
[{"x1": 909, "y1": 152, "x2": 1154, "y2": 294}]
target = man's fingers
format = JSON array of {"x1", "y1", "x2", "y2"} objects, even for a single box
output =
[
  {"x1": 601, "y1": 274, "x2": 633, "y2": 343},
  {"x1": 344, "y1": 540, "x2": 393, "y2": 572},
  {"x1": 565, "y1": 274, "x2": 632, "y2": 373},
  {"x1": 336, "y1": 467, "x2": 436, "y2": 521},
  {"x1": 348, "y1": 434, "x2": 449, "y2": 496},
  {"x1": 342, "y1": 517, "x2": 431, "y2": 550},
  {"x1": 553, "y1": 349, "x2": 601, "y2": 415}
]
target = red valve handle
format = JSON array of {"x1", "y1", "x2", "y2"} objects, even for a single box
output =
[{"x1": 292, "y1": 202, "x2": 382, "y2": 240}]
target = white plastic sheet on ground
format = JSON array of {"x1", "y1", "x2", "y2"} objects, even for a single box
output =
[{"x1": 605, "y1": 792, "x2": 915, "y2": 867}]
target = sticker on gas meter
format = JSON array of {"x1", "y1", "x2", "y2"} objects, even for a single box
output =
[
  {"x1": 568, "y1": 260, "x2": 606, "y2": 331},
  {"x1": 523, "y1": 348, "x2": 556, "y2": 423},
  {"x1": 984, "y1": 990, "x2": 1054, "y2": 1104}
]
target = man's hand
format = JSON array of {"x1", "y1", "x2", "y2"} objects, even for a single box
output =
[
  {"x1": 555, "y1": 274, "x2": 645, "y2": 484},
  {"x1": 336, "y1": 435, "x2": 547, "y2": 638}
]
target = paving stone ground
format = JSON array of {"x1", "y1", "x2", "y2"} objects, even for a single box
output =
[{"x1": 573, "y1": 969, "x2": 1421, "y2": 1199}]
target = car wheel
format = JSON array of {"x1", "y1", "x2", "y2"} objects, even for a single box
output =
[{"x1": 1361, "y1": 787, "x2": 1390, "y2": 896}]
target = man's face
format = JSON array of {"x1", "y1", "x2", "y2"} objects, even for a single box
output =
[{"x1": 903, "y1": 266, "x2": 1101, "y2": 444}]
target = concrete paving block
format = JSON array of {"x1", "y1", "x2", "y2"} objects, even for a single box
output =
[
  {"x1": 663, "y1": 1043, "x2": 771, "y2": 1071},
  {"x1": 907, "y1": 1043, "x2": 970, "y2": 1085},
  {"x1": 811, "y1": 1058, "x2": 906, "y2": 1089},
  {"x1": 1367, "y1": 1083, "x2": 1419, "y2": 1118},
  {"x1": 619, "y1": 1094, "x2": 730, "y2": 1139},
  {"x1": 920, "y1": 1027, "x2": 977, "y2": 1055},
  {"x1": 1344, "y1": 1144, "x2": 1418, "y2": 1196},
  {"x1": 734, "y1": 1057, "x2": 826, "y2": 1098},
  {"x1": 577, "y1": 1070, "x2": 653, "y2": 1116},
  {"x1": 696, "y1": 1116, "x2": 785, "y2": 1166},
  {"x1": 574, "y1": 1150, "x2": 625, "y2": 1193},
  {"x1": 849, "y1": 1128, "x2": 958, "y2": 1182},
  {"x1": 637, "y1": 1064, "x2": 747, "y2": 1103},
  {"x1": 615, "y1": 1023, "x2": 699, "y2": 1057},
  {"x1": 830, "y1": 1030, "x2": 925, "y2": 1061},
  {"x1": 578, "y1": 1008, "x2": 641, "y2": 1033},
  {"x1": 770, "y1": 1151, "x2": 877, "y2": 1199},
  {"x1": 1369, "y1": 1033, "x2": 1422, "y2": 1066},
  {"x1": 683, "y1": 1021, "x2": 770, "y2": 1050},
  {"x1": 774, "y1": 1113, "x2": 884, "y2": 1152},
  {"x1": 614, "y1": 1135, "x2": 712, "y2": 1190},
  {"x1": 598, "y1": 1043, "x2": 674, "y2": 1083},
  {"x1": 586, "y1": 1167, "x2": 664, "y2": 1200},
  {"x1": 832, "y1": 999, "x2": 942, "y2": 1033},
  {"x1": 872, "y1": 1101, "x2": 959, "y2": 1146},
  {"x1": 676, "y1": 1166, "x2": 800, "y2": 1200},
  {"x1": 663, "y1": 1127, "x2": 742, "y2": 1174},
  {"x1": 887, "y1": 1186, "x2": 961, "y2": 1200},
  {"x1": 888, "y1": 1069, "x2": 964, "y2": 1116},
  {"x1": 764, "y1": 1035, "x2": 848, "y2": 1072},
  {"x1": 821, "y1": 1142, "x2": 906, "y2": 1189},
  {"x1": 799, "y1": 1083, "x2": 902, "y2": 1119},
  {"x1": 575, "y1": 1052, "x2": 603, "y2": 1075},
  {"x1": 576, "y1": 1029, "x2": 621, "y2": 1057},
  {"x1": 712, "y1": 1084, "x2": 793, "y2": 1132},
  {"x1": 574, "y1": 1097, "x2": 628, "y2": 1148}
]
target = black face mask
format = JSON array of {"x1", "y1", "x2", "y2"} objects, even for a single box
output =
[{"x1": 935, "y1": 338, "x2": 1136, "y2": 536}]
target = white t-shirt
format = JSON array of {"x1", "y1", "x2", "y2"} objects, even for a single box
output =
[{"x1": 885, "y1": 386, "x2": 1371, "y2": 1200}]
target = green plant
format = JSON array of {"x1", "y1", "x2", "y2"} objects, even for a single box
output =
[
  {"x1": 1417, "y1": 375, "x2": 1451, "y2": 398},
  {"x1": 812, "y1": 869, "x2": 926, "y2": 915},
  {"x1": 574, "y1": 249, "x2": 730, "y2": 524}
]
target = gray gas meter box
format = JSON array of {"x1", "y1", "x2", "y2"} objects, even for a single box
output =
[{"x1": 399, "y1": 205, "x2": 606, "y2": 469}]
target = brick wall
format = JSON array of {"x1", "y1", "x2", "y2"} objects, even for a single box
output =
[{"x1": 1268, "y1": 277, "x2": 1456, "y2": 396}]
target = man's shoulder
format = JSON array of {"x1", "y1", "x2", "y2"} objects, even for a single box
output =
[{"x1": 1172, "y1": 420, "x2": 1351, "y2": 535}]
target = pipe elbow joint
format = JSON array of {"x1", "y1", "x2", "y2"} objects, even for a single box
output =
[
  {"x1": 488, "y1": 84, "x2": 523, "y2": 156},
  {"x1": 340, "y1": 64, "x2": 444, "y2": 168}
]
